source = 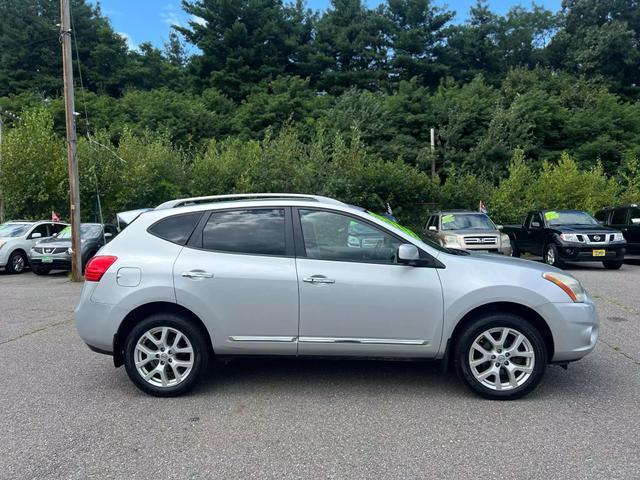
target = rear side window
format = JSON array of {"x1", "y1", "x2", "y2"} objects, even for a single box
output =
[
  {"x1": 202, "y1": 209, "x2": 286, "y2": 256},
  {"x1": 148, "y1": 213, "x2": 202, "y2": 245},
  {"x1": 611, "y1": 209, "x2": 627, "y2": 225},
  {"x1": 594, "y1": 210, "x2": 608, "y2": 222}
]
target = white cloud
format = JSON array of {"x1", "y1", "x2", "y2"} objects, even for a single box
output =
[
  {"x1": 117, "y1": 32, "x2": 138, "y2": 51},
  {"x1": 161, "y1": 2, "x2": 183, "y2": 27},
  {"x1": 190, "y1": 14, "x2": 207, "y2": 26}
]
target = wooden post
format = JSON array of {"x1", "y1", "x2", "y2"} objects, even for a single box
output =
[{"x1": 60, "y1": 0, "x2": 83, "y2": 281}]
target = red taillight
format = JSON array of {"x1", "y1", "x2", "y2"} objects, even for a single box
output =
[{"x1": 84, "y1": 255, "x2": 118, "y2": 282}]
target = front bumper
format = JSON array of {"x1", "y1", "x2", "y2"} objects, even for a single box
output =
[
  {"x1": 558, "y1": 243, "x2": 625, "y2": 262},
  {"x1": 537, "y1": 299, "x2": 599, "y2": 363},
  {"x1": 29, "y1": 250, "x2": 72, "y2": 270}
]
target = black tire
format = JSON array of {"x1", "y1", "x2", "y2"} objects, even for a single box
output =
[
  {"x1": 603, "y1": 260, "x2": 623, "y2": 270},
  {"x1": 510, "y1": 241, "x2": 520, "y2": 258},
  {"x1": 123, "y1": 313, "x2": 210, "y2": 397},
  {"x1": 454, "y1": 313, "x2": 547, "y2": 400},
  {"x1": 32, "y1": 264, "x2": 51, "y2": 275},
  {"x1": 543, "y1": 243, "x2": 564, "y2": 268},
  {"x1": 6, "y1": 250, "x2": 27, "y2": 274}
]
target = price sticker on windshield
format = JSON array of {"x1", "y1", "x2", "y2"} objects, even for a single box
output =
[
  {"x1": 442, "y1": 214, "x2": 455, "y2": 224},
  {"x1": 545, "y1": 211, "x2": 559, "y2": 221}
]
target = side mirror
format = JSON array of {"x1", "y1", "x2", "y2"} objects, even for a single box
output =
[
  {"x1": 428, "y1": 225, "x2": 437, "y2": 232},
  {"x1": 31, "y1": 232, "x2": 42, "y2": 239},
  {"x1": 52, "y1": 232, "x2": 58, "y2": 238},
  {"x1": 496, "y1": 225, "x2": 503, "y2": 230},
  {"x1": 104, "y1": 232, "x2": 113, "y2": 238},
  {"x1": 530, "y1": 221, "x2": 541, "y2": 229},
  {"x1": 632, "y1": 218, "x2": 640, "y2": 225},
  {"x1": 398, "y1": 244, "x2": 420, "y2": 265}
]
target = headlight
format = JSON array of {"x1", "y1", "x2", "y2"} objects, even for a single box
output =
[
  {"x1": 500, "y1": 234, "x2": 510, "y2": 245},
  {"x1": 542, "y1": 272, "x2": 586, "y2": 303},
  {"x1": 444, "y1": 235, "x2": 460, "y2": 247},
  {"x1": 612, "y1": 232, "x2": 625, "y2": 242},
  {"x1": 560, "y1": 233, "x2": 582, "y2": 242}
]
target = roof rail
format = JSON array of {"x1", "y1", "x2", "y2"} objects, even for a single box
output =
[{"x1": 154, "y1": 193, "x2": 346, "y2": 210}]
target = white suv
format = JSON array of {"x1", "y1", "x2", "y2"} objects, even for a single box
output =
[
  {"x1": 0, "y1": 220, "x2": 68, "y2": 273},
  {"x1": 75, "y1": 194, "x2": 598, "y2": 400}
]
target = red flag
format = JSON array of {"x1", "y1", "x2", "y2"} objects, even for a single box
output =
[
  {"x1": 479, "y1": 201, "x2": 487, "y2": 214},
  {"x1": 52, "y1": 211, "x2": 60, "y2": 222}
]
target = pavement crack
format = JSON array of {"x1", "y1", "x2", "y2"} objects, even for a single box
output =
[
  {"x1": 0, "y1": 319, "x2": 72, "y2": 346},
  {"x1": 597, "y1": 338, "x2": 640, "y2": 365},
  {"x1": 591, "y1": 294, "x2": 640, "y2": 317}
]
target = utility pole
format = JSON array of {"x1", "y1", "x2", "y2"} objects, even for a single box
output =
[
  {"x1": 430, "y1": 128, "x2": 436, "y2": 179},
  {"x1": 60, "y1": 0, "x2": 83, "y2": 281}
]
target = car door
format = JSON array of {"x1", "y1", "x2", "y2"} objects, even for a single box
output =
[
  {"x1": 625, "y1": 207, "x2": 640, "y2": 255},
  {"x1": 173, "y1": 207, "x2": 299, "y2": 355},
  {"x1": 525, "y1": 213, "x2": 545, "y2": 255},
  {"x1": 27, "y1": 223, "x2": 52, "y2": 247},
  {"x1": 294, "y1": 207, "x2": 443, "y2": 358}
]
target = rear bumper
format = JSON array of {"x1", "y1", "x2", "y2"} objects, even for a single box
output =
[
  {"x1": 74, "y1": 282, "x2": 121, "y2": 353},
  {"x1": 537, "y1": 299, "x2": 599, "y2": 363},
  {"x1": 558, "y1": 244, "x2": 625, "y2": 262}
]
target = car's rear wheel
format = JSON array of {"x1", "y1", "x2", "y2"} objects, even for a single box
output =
[
  {"x1": 123, "y1": 313, "x2": 209, "y2": 397},
  {"x1": 454, "y1": 313, "x2": 547, "y2": 400},
  {"x1": 6, "y1": 250, "x2": 27, "y2": 274},
  {"x1": 544, "y1": 243, "x2": 564, "y2": 268},
  {"x1": 32, "y1": 264, "x2": 51, "y2": 275},
  {"x1": 602, "y1": 260, "x2": 623, "y2": 270}
]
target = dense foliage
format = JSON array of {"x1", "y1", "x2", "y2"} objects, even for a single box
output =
[{"x1": 0, "y1": 0, "x2": 639, "y2": 226}]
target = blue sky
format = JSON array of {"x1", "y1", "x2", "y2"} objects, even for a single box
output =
[{"x1": 95, "y1": 0, "x2": 561, "y2": 50}]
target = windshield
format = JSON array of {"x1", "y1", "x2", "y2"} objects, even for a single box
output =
[
  {"x1": 441, "y1": 213, "x2": 496, "y2": 231},
  {"x1": 545, "y1": 211, "x2": 598, "y2": 226},
  {"x1": 58, "y1": 224, "x2": 102, "y2": 239},
  {"x1": 0, "y1": 223, "x2": 31, "y2": 237},
  {"x1": 366, "y1": 211, "x2": 451, "y2": 253}
]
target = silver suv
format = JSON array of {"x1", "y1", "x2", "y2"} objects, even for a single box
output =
[
  {"x1": 0, "y1": 220, "x2": 69, "y2": 273},
  {"x1": 424, "y1": 210, "x2": 512, "y2": 255},
  {"x1": 75, "y1": 194, "x2": 598, "y2": 400}
]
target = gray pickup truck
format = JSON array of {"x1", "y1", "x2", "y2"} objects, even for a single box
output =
[{"x1": 423, "y1": 210, "x2": 512, "y2": 255}]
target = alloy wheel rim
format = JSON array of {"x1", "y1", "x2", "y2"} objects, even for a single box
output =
[
  {"x1": 468, "y1": 327, "x2": 535, "y2": 391},
  {"x1": 134, "y1": 326, "x2": 194, "y2": 388},
  {"x1": 13, "y1": 255, "x2": 24, "y2": 272},
  {"x1": 545, "y1": 247, "x2": 555, "y2": 265}
]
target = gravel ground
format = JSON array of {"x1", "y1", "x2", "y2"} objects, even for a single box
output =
[{"x1": 1, "y1": 261, "x2": 639, "y2": 479}]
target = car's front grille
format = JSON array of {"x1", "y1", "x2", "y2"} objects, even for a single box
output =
[
  {"x1": 587, "y1": 234, "x2": 607, "y2": 243},
  {"x1": 33, "y1": 247, "x2": 67, "y2": 254},
  {"x1": 464, "y1": 236, "x2": 497, "y2": 245}
]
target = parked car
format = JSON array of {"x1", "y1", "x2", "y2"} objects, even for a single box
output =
[
  {"x1": 503, "y1": 210, "x2": 626, "y2": 269},
  {"x1": 595, "y1": 205, "x2": 640, "y2": 256},
  {"x1": 29, "y1": 223, "x2": 118, "y2": 275},
  {"x1": 0, "y1": 220, "x2": 68, "y2": 273},
  {"x1": 76, "y1": 194, "x2": 598, "y2": 400},
  {"x1": 423, "y1": 210, "x2": 512, "y2": 255}
]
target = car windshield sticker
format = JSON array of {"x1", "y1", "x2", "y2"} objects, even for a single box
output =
[
  {"x1": 367, "y1": 211, "x2": 422, "y2": 240},
  {"x1": 545, "y1": 211, "x2": 559, "y2": 221},
  {"x1": 442, "y1": 214, "x2": 455, "y2": 224}
]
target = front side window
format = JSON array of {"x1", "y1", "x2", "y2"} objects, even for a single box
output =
[
  {"x1": 30, "y1": 224, "x2": 50, "y2": 238},
  {"x1": 611, "y1": 209, "x2": 627, "y2": 225},
  {"x1": 299, "y1": 209, "x2": 402, "y2": 264},
  {"x1": 202, "y1": 209, "x2": 286, "y2": 256},
  {"x1": 529, "y1": 213, "x2": 543, "y2": 228}
]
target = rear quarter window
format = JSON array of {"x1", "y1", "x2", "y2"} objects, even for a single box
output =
[{"x1": 148, "y1": 212, "x2": 203, "y2": 245}]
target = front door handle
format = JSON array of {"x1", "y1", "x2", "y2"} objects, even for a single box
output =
[
  {"x1": 303, "y1": 275, "x2": 335, "y2": 284},
  {"x1": 181, "y1": 271, "x2": 214, "y2": 279}
]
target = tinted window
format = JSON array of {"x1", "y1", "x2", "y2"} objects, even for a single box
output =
[
  {"x1": 202, "y1": 209, "x2": 285, "y2": 256},
  {"x1": 30, "y1": 224, "x2": 50, "y2": 238},
  {"x1": 611, "y1": 209, "x2": 627, "y2": 225},
  {"x1": 299, "y1": 209, "x2": 402, "y2": 264},
  {"x1": 149, "y1": 213, "x2": 202, "y2": 245},
  {"x1": 630, "y1": 208, "x2": 640, "y2": 221},
  {"x1": 530, "y1": 213, "x2": 543, "y2": 228},
  {"x1": 594, "y1": 210, "x2": 608, "y2": 222}
]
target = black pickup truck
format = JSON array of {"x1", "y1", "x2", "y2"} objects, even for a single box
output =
[{"x1": 502, "y1": 210, "x2": 626, "y2": 269}]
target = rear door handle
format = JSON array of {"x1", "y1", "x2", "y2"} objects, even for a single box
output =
[
  {"x1": 181, "y1": 271, "x2": 214, "y2": 279},
  {"x1": 303, "y1": 275, "x2": 335, "y2": 284}
]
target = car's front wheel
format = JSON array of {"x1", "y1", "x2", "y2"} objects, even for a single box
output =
[
  {"x1": 454, "y1": 313, "x2": 547, "y2": 400},
  {"x1": 602, "y1": 260, "x2": 623, "y2": 270},
  {"x1": 123, "y1": 313, "x2": 210, "y2": 397},
  {"x1": 6, "y1": 250, "x2": 27, "y2": 274},
  {"x1": 544, "y1": 243, "x2": 564, "y2": 268}
]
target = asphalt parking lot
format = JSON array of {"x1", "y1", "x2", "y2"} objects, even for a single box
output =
[{"x1": 1, "y1": 261, "x2": 639, "y2": 479}]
